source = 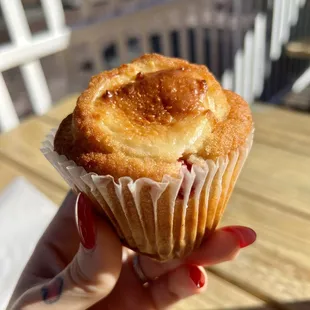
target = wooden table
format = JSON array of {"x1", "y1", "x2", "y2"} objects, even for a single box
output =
[{"x1": 1, "y1": 95, "x2": 310, "y2": 310}]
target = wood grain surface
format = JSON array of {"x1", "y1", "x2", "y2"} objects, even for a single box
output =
[
  {"x1": 0, "y1": 158, "x2": 66, "y2": 205},
  {"x1": 0, "y1": 117, "x2": 69, "y2": 191},
  {"x1": 1, "y1": 98, "x2": 309, "y2": 310}
]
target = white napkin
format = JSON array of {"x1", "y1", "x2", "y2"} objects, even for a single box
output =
[{"x1": 0, "y1": 177, "x2": 57, "y2": 309}]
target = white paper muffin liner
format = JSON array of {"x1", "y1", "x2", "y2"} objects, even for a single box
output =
[{"x1": 41, "y1": 129, "x2": 253, "y2": 261}]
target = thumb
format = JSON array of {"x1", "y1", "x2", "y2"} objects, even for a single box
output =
[
  {"x1": 11, "y1": 193, "x2": 122, "y2": 309},
  {"x1": 64, "y1": 193, "x2": 123, "y2": 303}
]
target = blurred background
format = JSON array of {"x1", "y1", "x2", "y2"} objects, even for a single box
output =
[{"x1": 0, "y1": 0, "x2": 310, "y2": 132}]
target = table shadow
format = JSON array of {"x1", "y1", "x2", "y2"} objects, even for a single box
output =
[{"x1": 213, "y1": 300, "x2": 310, "y2": 310}]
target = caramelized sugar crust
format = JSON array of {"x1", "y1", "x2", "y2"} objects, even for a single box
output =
[{"x1": 55, "y1": 54, "x2": 252, "y2": 181}]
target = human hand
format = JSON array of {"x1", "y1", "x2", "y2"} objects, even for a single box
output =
[{"x1": 8, "y1": 191, "x2": 256, "y2": 310}]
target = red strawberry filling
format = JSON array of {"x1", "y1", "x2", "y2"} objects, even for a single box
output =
[
  {"x1": 178, "y1": 158, "x2": 192, "y2": 171},
  {"x1": 177, "y1": 158, "x2": 196, "y2": 199}
]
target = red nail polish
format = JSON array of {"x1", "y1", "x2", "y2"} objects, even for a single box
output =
[
  {"x1": 189, "y1": 265, "x2": 205, "y2": 288},
  {"x1": 222, "y1": 226, "x2": 256, "y2": 248},
  {"x1": 76, "y1": 193, "x2": 96, "y2": 250}
]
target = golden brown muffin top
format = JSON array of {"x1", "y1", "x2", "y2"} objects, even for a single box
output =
[{"x1": 55, "y1": 54, "x2": 253, "y2": 181}]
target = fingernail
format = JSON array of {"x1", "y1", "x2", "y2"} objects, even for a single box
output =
[
  {"x1": 75, "y1": 193, "x2": 96, "y2": 250},
  {"x1": 222, "y1": 226, "x2": 256, "y2": 248},
  {"x1": 189, "y1": 265, "x2": 205, "y2": 288}
]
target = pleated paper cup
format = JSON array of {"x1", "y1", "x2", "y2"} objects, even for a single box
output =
[{"x1": 41, "y1": 129, "x2": 253, "y2": 261}]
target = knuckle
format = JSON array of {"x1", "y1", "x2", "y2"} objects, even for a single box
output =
[
  {"x1": 166, "y1": 278, "x2": 182, "y2": 303},
  {"x1": 151, "y1": 277, "x2": 181, "y2": 310},
  {"x1": 227, "y1": 249, "x2": 240, "y2": 261},
  {"x1": 66, "y1": 256, "x2": 102, "y2": 297}
]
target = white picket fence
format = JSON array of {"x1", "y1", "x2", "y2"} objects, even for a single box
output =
[
  {"x1": 0, "y1": 0, "x2": 308, "y2": 132},
  {"x1": 231, "y1": 0, "x2": 308, "y2": 104},
  {"x1": 0, "y1": 0, "x2": 70, "y2": 131}
]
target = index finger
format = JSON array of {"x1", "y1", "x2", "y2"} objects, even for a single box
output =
[{"x1": 137, "y1": 226, "x2": 256, "y2": 281}]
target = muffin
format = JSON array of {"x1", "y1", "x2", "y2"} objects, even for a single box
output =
[{"x1": 42, "y1": 54, "x2": 253, "y2": 261}]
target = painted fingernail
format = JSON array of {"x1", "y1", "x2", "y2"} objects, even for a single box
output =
[
  {"x1": 222, "y1": 226, "x2": 257, "y2": 248},
  {"x1": 189, "y1": 265, "x2": 205, "y2": 288},
  {"x1": 76, "y1": 193, "x2": 96, "y2": 250}
]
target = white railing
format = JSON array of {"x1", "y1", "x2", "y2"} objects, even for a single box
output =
[
  {"x1": 226, "y1": 0, "x2": 307, "y2": 103},
  {"x1": 66, "y1": 0, "x2": 256, "y2": 84},
  {"x1": 0, "y1": 0, "x2": 70, "y2": 132},
  {"x1": 67, "y1": 0, "x2": 307, "y2": 104},
  {"x1": 0, "y1": 0, "x2": 308, "y2": 132}
]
